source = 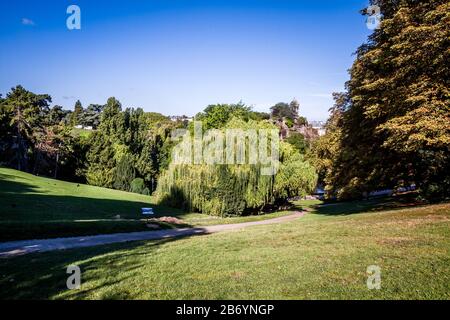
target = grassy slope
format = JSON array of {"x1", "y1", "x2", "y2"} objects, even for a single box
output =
[
  {"x1": 0, "y1": 168, "x2": 293, "y2": 241},
  {"x1": 1, "y1": 201, "x2": 449, "y2": 299}
]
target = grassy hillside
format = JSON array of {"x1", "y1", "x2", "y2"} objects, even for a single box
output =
[
  {"x1": 1, "y1": 201, "x2": 449, "y2": 299},
  {"x1": 0, "y1": 168, "x2": 178, "y2": 241},
  {"x1": 0, "y1": 168, "x2": 293, "y2": 241}
]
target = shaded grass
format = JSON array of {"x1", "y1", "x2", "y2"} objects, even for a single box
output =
[
  {"x1": 1, "y1": 202, "x2": 449, "y2": 300},
  {"x1": 294, "y1": 194, "x2": 425, "y2": 216}
]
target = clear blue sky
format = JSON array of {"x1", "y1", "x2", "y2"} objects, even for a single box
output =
[{"x1": 1, "y1": 0, "x2": 371, "y2": 121}]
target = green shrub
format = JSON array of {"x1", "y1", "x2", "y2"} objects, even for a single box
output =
[
  {"x1": 130, "y1": 178, "x2": 145, "y2": 194},
  {"x1": 285, "y1": 118, "x2": 294, "y2": 128}
]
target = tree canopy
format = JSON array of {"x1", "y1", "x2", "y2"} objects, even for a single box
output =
[
  {"x1": 156, "y1": 116, "x2": 317, "y2": 216},
  {"x1": 309, "y1": 0, "x2": 450, "y2": 200}
]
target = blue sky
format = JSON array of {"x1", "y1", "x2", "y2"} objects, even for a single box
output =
[{"x1": 1, "y1": 0, "x2": 371, "y2": 121}]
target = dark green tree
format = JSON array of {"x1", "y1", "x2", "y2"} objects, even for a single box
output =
[
  {"x1": 0, "y1": 85, "x2": 51, "y2": 171},
  {"x1": 113, "y1": 153, "x2": 136, "y2": 191},
  {"x1": 45, "y1": 105, "x2": 69, "y2": 126},
  {"x1": 270, "y1": 102, "x2": 297, "y2": 121},
  {"x1": 86, "y1": 97, "x2": 122, "y2": 188},
  {"x1": 80, "y1": 104, "x2": 103, "y2": 128},
  {"x1": 70, "y1": 100, "x2": 83, "y2": 126}
]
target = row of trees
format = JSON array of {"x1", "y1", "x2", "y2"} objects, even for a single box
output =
[
  {"x1": 308, "y1": 0, "x2": 449, "y2": 201},
  {"x1": 1, "y1": 87, "x2": 316, "y2": 205},
  {"x1": 0, "y1": 86, "x2": 183, "y2": 193}
]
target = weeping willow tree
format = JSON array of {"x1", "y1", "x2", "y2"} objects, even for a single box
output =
[{"x1": 156, "y1": 118, "x2": 317, "y2": 216}]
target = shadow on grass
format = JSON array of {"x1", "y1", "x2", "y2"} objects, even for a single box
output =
[
  {"x1": 0, "y1": 234, "x2": 202, "y2": 300},
  {"x1": 298, "y1": 194, "x2": 424, "y2": 216},
  {"x1": 0, "y1": 173, "x2": 193, "y2": 241}
]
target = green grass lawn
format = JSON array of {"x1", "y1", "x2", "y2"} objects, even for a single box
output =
[
  {"x1": 71, "y1": 128, "x2": 93, "y2": 139},
  {"x1": 1, "y1": 201, "x2": 449, "y2": 299},
  {"x1": 0, "y1": 168, "x2": 294, "y2": 241}
]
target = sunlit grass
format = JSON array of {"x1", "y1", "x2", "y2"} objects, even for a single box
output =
[{"x1": 1, "y1": 202, "x2": 449, "y2": 299}]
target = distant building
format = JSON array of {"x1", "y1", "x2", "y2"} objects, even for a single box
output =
[
  {"x1": 310, "y1": 121, "x2": 326, "y2": 136},
  {"x1": 169, "y1": 115, "x2": 193, "y2": 122}
]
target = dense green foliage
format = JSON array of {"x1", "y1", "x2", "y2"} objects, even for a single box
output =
[
  {"x1": 0, "y1": 86, "x2": 81, "y2": 179},
  {"x1": 194, "y1": 102, "x2": 270, "y2": 130},
  {"x1": 80, "y1": 104, "x2": 104, "y2": 129},
  {"x1": 69, "y1": 100, "x2": 83, "y2": 126},
  {"x1": 270, "y1": 101, "x2": 299, "y2": 121},
  {"x1": 0, "y1": 86, "x2": 181, "y2": 193},
  {"x1": 0, "y1": 85, "x2": 317, "y2": 208},
  {"x1": 310, "y1": 0, "x2": 450, "y2": 201},
  {"x1": 85, "y1": 98, "x2": 178, "y2": 193},
  {"x1": 286, "y1": 132, "x2": 308, "y2": 154},
  {"x1": 156, "y1": 115, "x2": 317, "y2": 216}
]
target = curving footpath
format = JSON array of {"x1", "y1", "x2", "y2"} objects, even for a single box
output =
[{"x1": 0, "y1": 211, "x2": 306, "y2": 258}]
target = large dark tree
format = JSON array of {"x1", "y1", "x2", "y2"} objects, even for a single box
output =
[
  {"x1": 80, "y1": 104, "x2": 103, "y2": 128},
  {"x1": 0, "y1": 86, "x2": 52, "y2": 171},
  {"x1": 319, "y1": 0, "x2": 450, "y2": 200},
  {"x1": 270, "y1": 100, "x2": 299, "y2": 121}
]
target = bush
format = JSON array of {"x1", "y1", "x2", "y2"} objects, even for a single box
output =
[
  {"x1": 285, "y1": 118, "x2": 294, "y2": 128},
  {"x1": 130, "y1": 178, "x2": 145, "y2": 194}
]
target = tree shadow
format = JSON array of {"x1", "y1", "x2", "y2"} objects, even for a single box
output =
[
  {"x1": 0, "y1": 235, "x2": 203, "y2": 300},
  {"x1": 0, "y1": 172, "x2": 42, "y2": 194},
  {"x1": 299, "y1": 195, "x2": 424, "y2": 216}
]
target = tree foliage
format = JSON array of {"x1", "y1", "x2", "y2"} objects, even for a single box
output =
[
  {"x1": 85, "y1": 97, "x2": 179, "y2": 192},
  {"x1": 70, "y1": 100, "x2": 83, "y2": 126},
  {"x1": 193, "y1": 102, "x2": 267, "y2": 130},
  {"x1": 286, "y1": 132, "x2": 308, "y2": 154},
  {"x1": 156, "y1": 117, "x2": 317, "y2": 216},
  {"x1": 270, "y1": 100, "x2": 299, "y2": 121},
  {"x1": 311, "y1": 0, "x2": 450, "y2": 201}
]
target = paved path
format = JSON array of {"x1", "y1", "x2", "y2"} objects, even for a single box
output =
[{"x1": 0, "y1": 211, "x2": 305, "y2": 258}]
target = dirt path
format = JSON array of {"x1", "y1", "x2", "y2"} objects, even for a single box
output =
[{"x1": 0, "y1": 211, "x2": 306, "y2": 258}]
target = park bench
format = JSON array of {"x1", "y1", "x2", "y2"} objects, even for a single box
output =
[{"x1": 141, "y1": 208, "x2": 154, "y2": 222}]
